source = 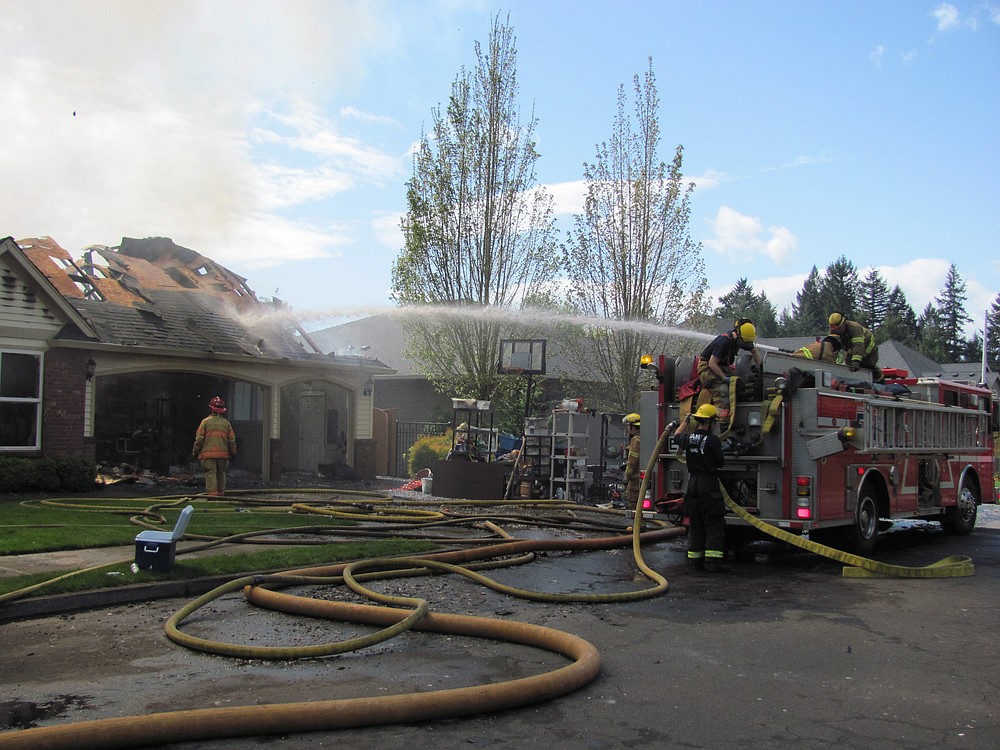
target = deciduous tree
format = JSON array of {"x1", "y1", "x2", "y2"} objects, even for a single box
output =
[
  {"x1": 391, "y1": 16, "x2": 560, "y2": 425},
  {"x1": 562, "y1": 59, "x2": 708, "y2": 413}
]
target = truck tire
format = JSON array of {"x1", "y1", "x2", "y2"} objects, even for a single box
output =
[
  {"x1": 847, "y1": 491, "x2": 879, "y2": 556},
  {"x1": 941, "y1": 480, "x2": 978, "y2": 535}
]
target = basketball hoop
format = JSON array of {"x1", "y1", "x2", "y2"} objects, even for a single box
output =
[{"x1": 499, "y1": 367, "x2": 525, "y2": 376}]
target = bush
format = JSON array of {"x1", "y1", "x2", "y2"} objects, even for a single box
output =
[
  {"x1": 56, "y1": 457, "x2": 98, "y2": 492},
  {"x1": 407, "y1": 431, "x2": 452, "y2": 476},
  {"x1": 0, "y1": 456, "x2": 97, "y2": 493},
  {"x1": 32, "y1": 457, "x2": 62, "y2": 492}
]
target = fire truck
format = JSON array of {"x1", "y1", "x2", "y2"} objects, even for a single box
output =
[{"x1": 639, "y1": 349, "x2": 998, "y2": 554}]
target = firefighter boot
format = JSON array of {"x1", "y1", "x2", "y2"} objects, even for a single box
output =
[
  {"x1": 687, "y1": 551, "x2": 705, "y2": 571},
  {"x1": 704, "y1": 551, "x2": 725, "y2": 573}
]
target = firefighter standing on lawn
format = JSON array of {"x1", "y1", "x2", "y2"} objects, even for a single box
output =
[
  {"x1": 622, "y1": 413, "x2": 642, "y2": 505},
  {"x1": 192, "y1": 396, "x2": 237, "y2": 497},
  {"x1": 828, "y1": 312, "x2": 883, "y2": 383}
]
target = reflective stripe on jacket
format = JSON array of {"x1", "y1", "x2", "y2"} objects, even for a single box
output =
[{"x1": 193, "y1": 415, "x2": 237, "y2": 459}]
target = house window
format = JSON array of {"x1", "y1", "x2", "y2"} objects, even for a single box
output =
[
  {"x1": 0, "y1": 351, "x2": 42, "y2": 449},
  {"x1": 232, "y1": 382, "x2": 264, "y2": 422}
]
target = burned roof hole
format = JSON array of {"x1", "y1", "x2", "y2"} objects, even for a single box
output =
[
  {"x1": 164, "y1": 267, "x2": 198, "y2": 289},
  {"x1": 138, "y1": 308, "x2": 166, "y2": 328}
]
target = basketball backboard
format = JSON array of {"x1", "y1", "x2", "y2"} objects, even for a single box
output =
[{"x1": 497, "y1": 338, "x2": 546, "y2": 376}]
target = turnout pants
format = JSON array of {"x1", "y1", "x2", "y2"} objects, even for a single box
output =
[
  {"x1": 684, "y1": 473, "x2": 726, "y2": 561},
  {"x1": 200, "y1": 458, "x2": 230, "y2": 496}
]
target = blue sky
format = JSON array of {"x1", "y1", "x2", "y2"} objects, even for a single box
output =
[{"x1": 2, "y1": 1, "x2": 997, "y2": 335}]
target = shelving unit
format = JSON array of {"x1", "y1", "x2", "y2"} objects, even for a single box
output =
[
  {"x1": 449, "y1": 404, "x2": 498, "y2": 461},
  {"x1": 518, "y1": 416, "x2": 551, "y2": 498},
  {"x1": 549, "y1": 409, "x2": 590, "y2": 502}
]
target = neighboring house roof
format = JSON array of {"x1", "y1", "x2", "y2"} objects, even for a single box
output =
[
  {"x1": 308, "y1": 313, "x2": 411, "y2": 375},
  {"x1": 310, "y1": 313, "x2": 995, "y2": 394},
  {"x1": 14, "y1": 236, "x2": 393, "y2": 373}
]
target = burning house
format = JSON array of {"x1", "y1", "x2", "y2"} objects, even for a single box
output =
[{"x1": 0, "y1": 235, "x2": 391, "y2": 481}]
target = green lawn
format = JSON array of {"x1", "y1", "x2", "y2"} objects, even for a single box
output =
[{"x1": 0, "y1": 492, "x2": 438, "y2": 599}]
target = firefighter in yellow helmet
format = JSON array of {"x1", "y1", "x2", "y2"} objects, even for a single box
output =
[
  {"x1": 828, "y1": 312, "x2": 883, "y2": 383},
  {"x1": 668, "y1": 403, "x2": 726, "y2": 571},
  {"x1": 696, "y1": 318, "x2": 763, "y2": 424},
  {"x1": 621, "y1": 413, "x2": 642, "y2": 504}
]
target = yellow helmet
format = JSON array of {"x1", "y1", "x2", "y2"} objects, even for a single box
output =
[
  {"x1": 829, "y1": 312, "x2": 845, "y2": 330},
  {"x1": 693, "y1": 404, "x2": 719, "y2": 421},
  {"x1": 737, "y1": 321, "x2": 756, "y2": 344},
  {"x1": 622, "y1": 413, "x2": 641, "y2": 427}
]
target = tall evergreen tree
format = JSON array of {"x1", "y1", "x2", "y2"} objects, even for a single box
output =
[
  {"x1": 879, "y1": 285, "x2": 918, "y2": 345},
  {"x1": 786, "y1": 266, "x2": 826, "y2": 335},
  {"x1": 714, "y1": 278, "x2": 777, "y2": 336},
  {"x1": 916, "y1": 303, "x2": 948, "y2": 362},
  {"x1": 818, "y1": 255, "x2": 859, "y2": 319},
  {"x1": 856, "y1": 266, "x2": 891, "y2": 330},
  {"x1": 986, "y1": 292, "x2": 1000, "y2": 369},
  {"x1": 933, "y1": 263, "x2": 973, "y2": 361}
]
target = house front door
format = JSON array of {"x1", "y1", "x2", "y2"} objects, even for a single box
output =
[{"x1": 298, "y1": 391, "x2": 325, "y2": 472}]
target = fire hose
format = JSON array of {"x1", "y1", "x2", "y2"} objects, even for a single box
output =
[{"x1": 0, "y1": 464, "x2": 681, "y2": 749}]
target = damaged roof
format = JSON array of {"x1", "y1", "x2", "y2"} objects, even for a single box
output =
[{"x1": 15, "y1": 236, "x2": 346, "y2": 362}]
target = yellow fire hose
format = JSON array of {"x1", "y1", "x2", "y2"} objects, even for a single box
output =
[
  {"x1": 0, "y1": 423, "x2": 977, "y2": 749},
  {"x1": 0, "y1": 480, "x2": 683, "y2": 749}
]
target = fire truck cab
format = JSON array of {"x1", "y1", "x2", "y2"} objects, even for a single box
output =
[{"x1": 640, "y1": 349, "x2": 998, "y2": 554}]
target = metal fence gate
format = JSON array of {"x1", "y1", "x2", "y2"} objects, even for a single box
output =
[{"x1": 394, "y1": 421, "x2": 449, "y2": 478}]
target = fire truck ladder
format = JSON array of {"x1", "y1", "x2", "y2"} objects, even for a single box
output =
[{"x1": 864, "y1": 401, "x2": 989, "y2": 453}]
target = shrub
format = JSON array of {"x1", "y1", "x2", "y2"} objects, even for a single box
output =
[
  {"x1": 0, "y1": 456, "x2": 97, "y2": 493},
  {"x1": 32, "y1": 457, "x2": 62, "y2": 492},
  {"x1": 56, "y1": 457, "x2": 98, "y2": 492},
  {"x1": 406, "y1": 431, "x2": 452, "y2": 476},
  {"x1": 0, "y1": 457, "x2": 36, "y2": 493}
]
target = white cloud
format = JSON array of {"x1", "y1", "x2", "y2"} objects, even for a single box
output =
[
  {"x1": 763, "y1": 155, "x2": 834, "y2": 172},
  {"x1": 689, "y1": 169, "x2": 731, "y2": 190},
  {"x1": 546, "y1": 180, "x2": 588, "y2": 216},
  {"x1": 703, "y1": 206, "x2": 797, "y2": 265},
  {"x1": 932, "y1": 3, "x2": 961, "y2": 32},
  {"x1": 870, "y1": 44, "x2": 886, "y2": 67}
]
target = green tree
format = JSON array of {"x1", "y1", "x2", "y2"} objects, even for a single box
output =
[
  {"x1": 818, "y1": 255, "x2": 859, "y2": 319},
  {"x1": 715, "y1": 278, "x2": 778, "y2": 336},
  {"x1": 856, "y1": 266, "x2": 891, "y2": 330},
  {"x1": 391, "y1": 16, "x2": 560, "y2": 426},
  {"x1": 986, "y1": 293, "x2": 1000, "y2": 369},
  {"x1": 878, "y1": 285, "x2": 918, "y2": 345},
  {"x1": 933, "y1": 263, "x2": 973, "y2": 361},
  {"x1": 916, "y1": 303, "x2": 948, "y2": 362},
  {"x1": 784, "y1": 265, "x2": 825, "y2": 335},
  {"x1": 562, "y1": 59, "x2": 708, "y2": 413}
]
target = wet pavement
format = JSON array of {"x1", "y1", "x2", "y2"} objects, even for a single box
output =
[{"x1": 1, "y1": 501, "x2": 998, "y2": 749}]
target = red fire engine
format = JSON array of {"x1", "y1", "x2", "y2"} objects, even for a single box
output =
[{"x1": 639, "y1": 349, "x2": 998, "y2": 554}]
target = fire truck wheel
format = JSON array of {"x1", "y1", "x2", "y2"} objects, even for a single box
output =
[
  {"x1": 848, "y1": 491, "x2": 880, "y2": 556},
  {"x1": 942, "y1": 481, "x2": 978, "y2": 536}
]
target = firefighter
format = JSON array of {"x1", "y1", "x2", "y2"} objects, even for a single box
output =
[
  {"x1": 621, "y1": 413, "x2": 642, "y2": 505},
  {"x1": 669, "y1": 403, "x2": 727, "y2": 572},
  {"x1": 696, "y1": 319, "x2": 763, "y2": 424},
  {"x1": 828, "y1": 312, "x2": 883, "y2": 383},
  {"x1": 792, "y1": 335, "x2": 843, "y2": 364},
  {"x1": 192, "y1": 396, "x2": 237, "y2": 497}
]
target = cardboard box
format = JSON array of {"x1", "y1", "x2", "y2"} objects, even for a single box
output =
[{"x1": 135, "y1": 540, "x2": 176, "y2": 572}]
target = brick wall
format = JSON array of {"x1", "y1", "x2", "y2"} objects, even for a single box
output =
[{"x1": 41, "y1": 349, "x2": 95, "y2": 461}]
